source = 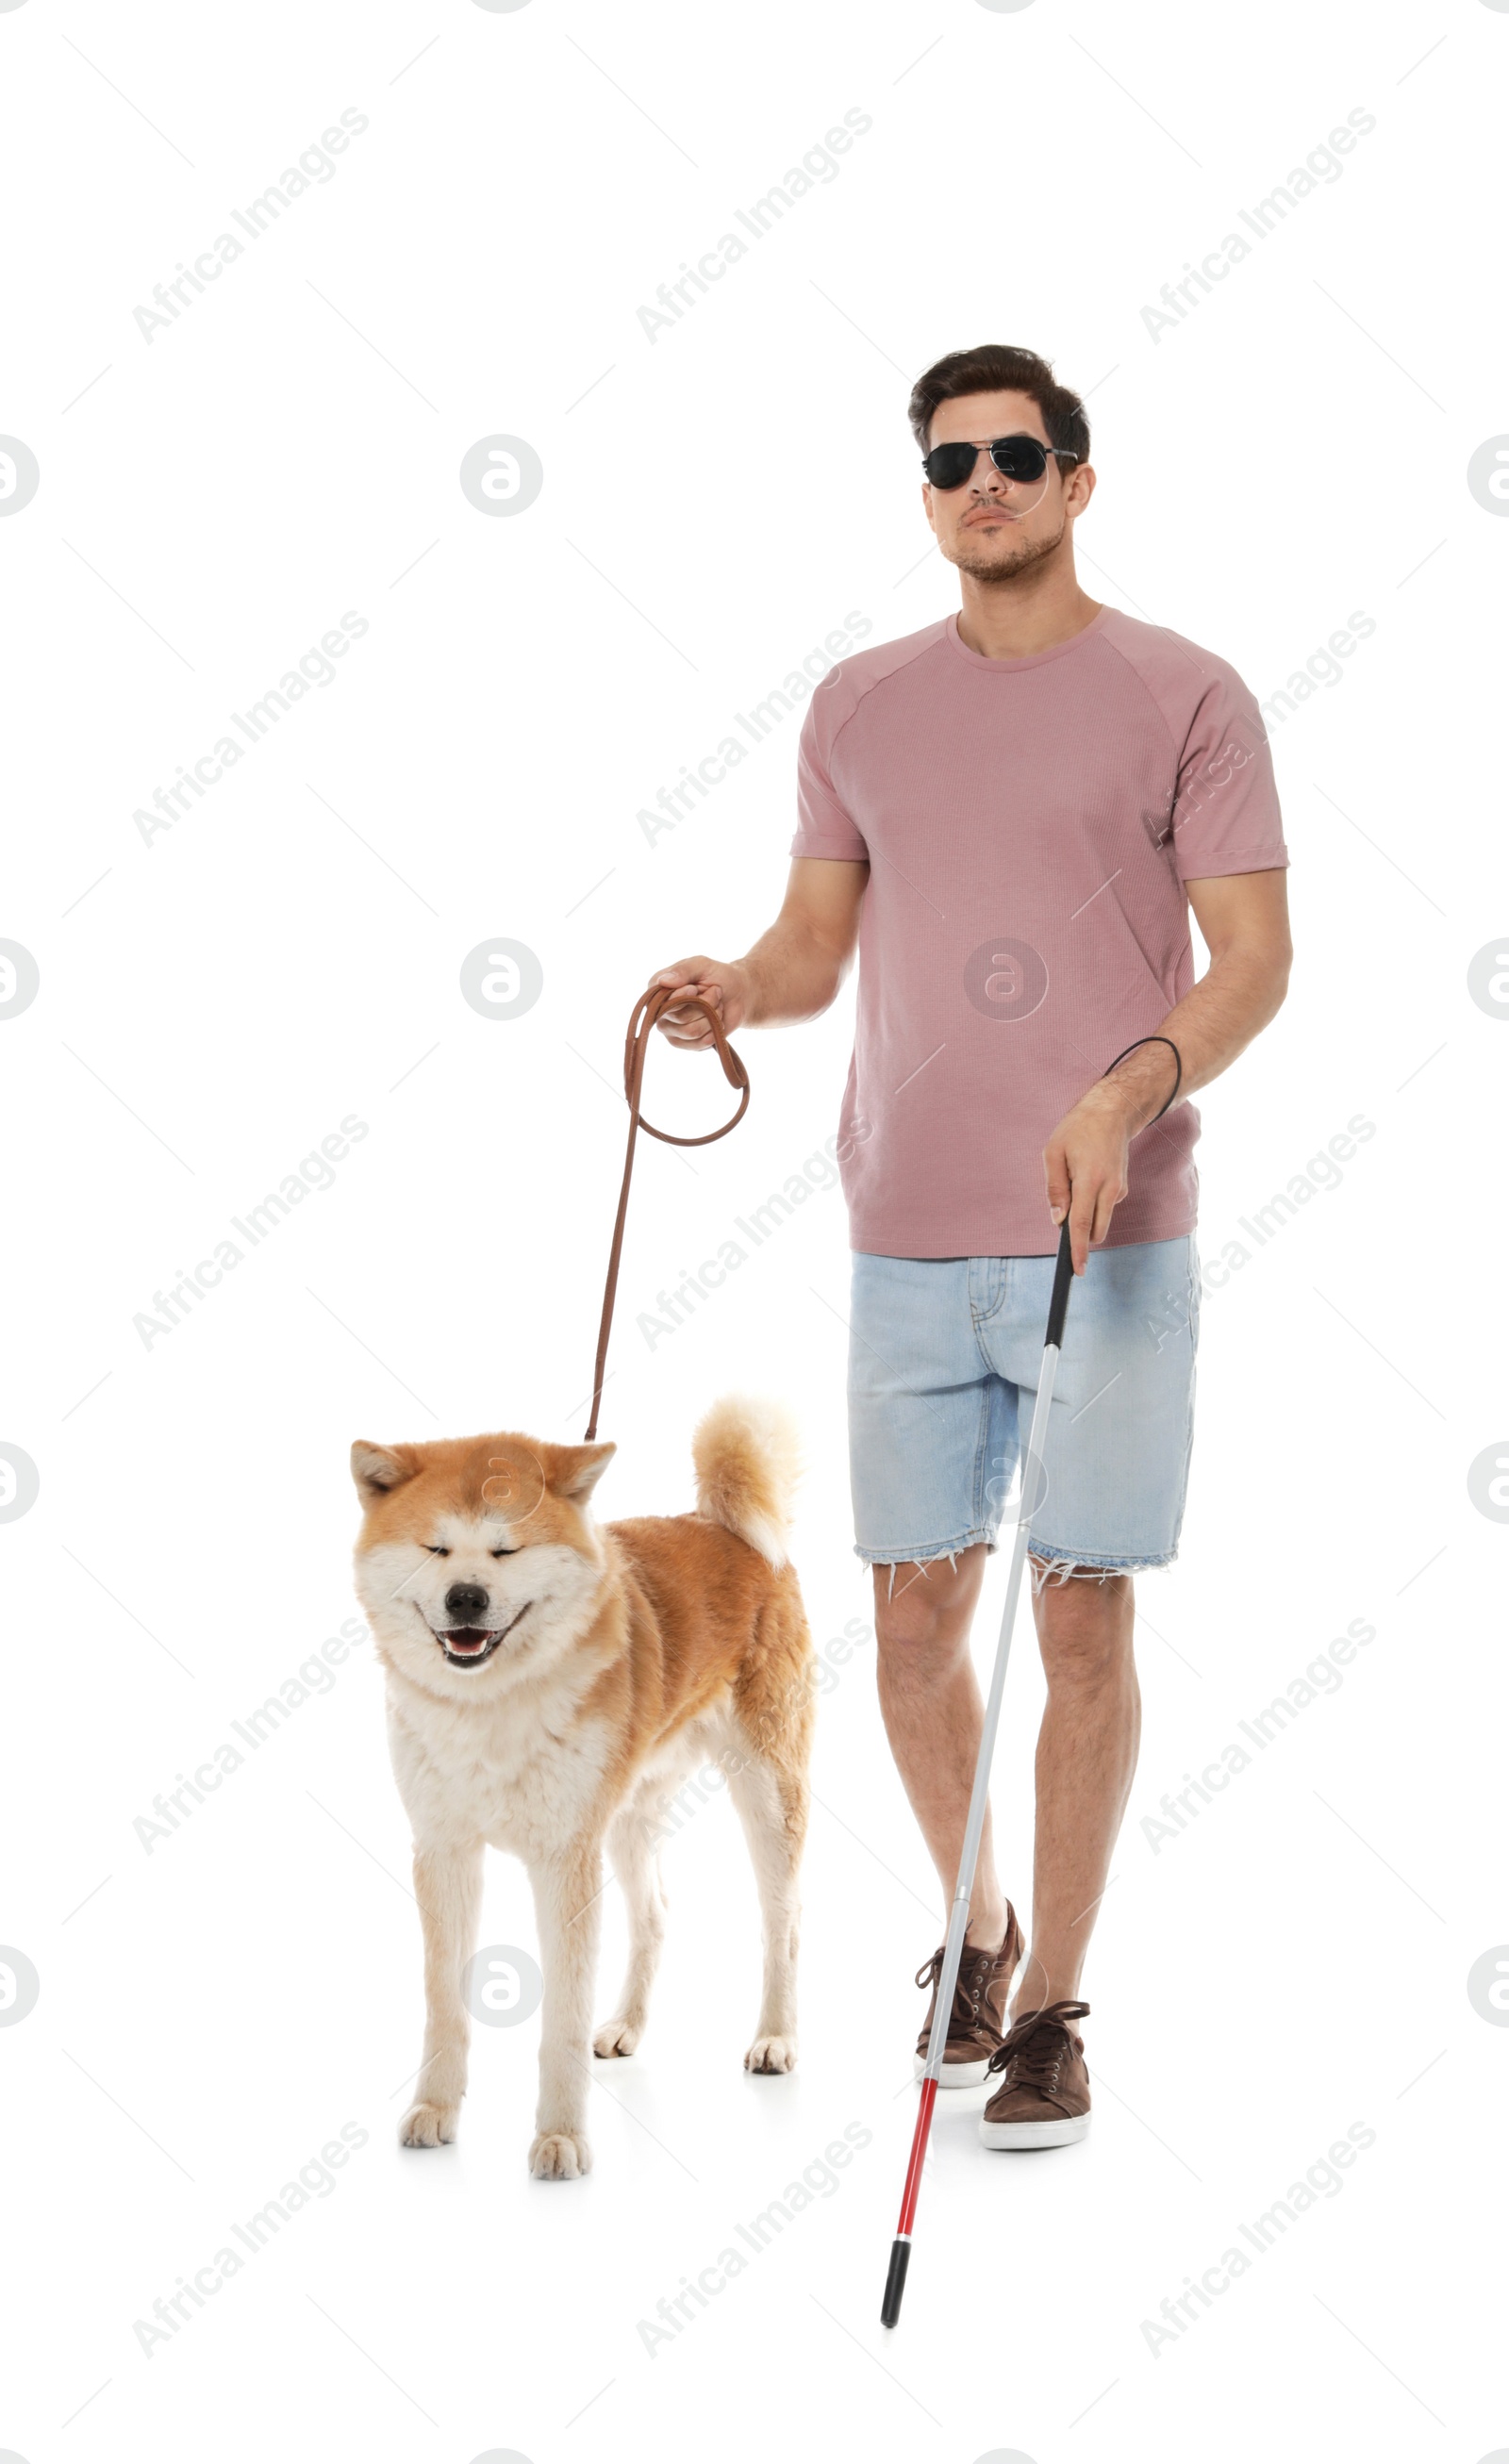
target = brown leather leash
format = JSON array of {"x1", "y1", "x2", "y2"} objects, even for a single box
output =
[{"x1": 585, "y1": 984, "x2": 751, "y2": 1439}]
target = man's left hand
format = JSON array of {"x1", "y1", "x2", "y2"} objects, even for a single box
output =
[{"x1": 1043, "y1": 1084, "x2": 1140, "y2": 1274}]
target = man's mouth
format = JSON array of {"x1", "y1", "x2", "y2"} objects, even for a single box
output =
[{"x1": 430, "y1": 1605, "x2": 531, "y2": 1668}]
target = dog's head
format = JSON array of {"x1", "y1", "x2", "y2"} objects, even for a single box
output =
[{"x1": 350, "y1": 1430, "x2": 616, "y2": 1700}]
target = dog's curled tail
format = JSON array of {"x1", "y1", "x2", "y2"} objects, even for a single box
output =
[{"x1": 692, "y1": 1395, "x2": 803, "y2": 1570}]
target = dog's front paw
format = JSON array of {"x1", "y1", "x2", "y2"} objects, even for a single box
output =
[
  {"x1": 744, "y1": 2034, "x2": 798, "y2": 2075},
  {"x1": 593, "y1": 2017, "x2": 642, "y2": 2059},
  {"x1": 529, "y1": 2128, "x2": 591, "y2": 2179},
  {"x1": 399, "y1": 2100, "x2": 458, "y2": 2148}
]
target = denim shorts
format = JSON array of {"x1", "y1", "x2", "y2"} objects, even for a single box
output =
[{"x1": 847, "y1": 1236, "x2": 1200, "y2": 1583}]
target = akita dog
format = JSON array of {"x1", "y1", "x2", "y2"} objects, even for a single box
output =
[{"x1": 350, "y1": 1396, "x2": 813, "y2": 2178}]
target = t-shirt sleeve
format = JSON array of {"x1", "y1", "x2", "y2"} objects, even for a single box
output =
[
  {"x1": 1169, "y1": 658, "x2": 1288, "y2": 884},
  {"x1": 789, "y1": 672, "x2": 870, "y2": 861}
]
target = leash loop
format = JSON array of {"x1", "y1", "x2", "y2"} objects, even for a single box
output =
[{"x1": 585, "y1": 984, "x2": 750, "y2": 1438}]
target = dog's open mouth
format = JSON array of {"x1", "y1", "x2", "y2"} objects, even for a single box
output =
[{"x1": 431, "y1": 1605, "x2": 531, "y2": 1668}]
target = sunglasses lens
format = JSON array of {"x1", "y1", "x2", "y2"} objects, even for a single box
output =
[
  {"x1": 990, "y1": 436, "x2": 1049, "y2": 482},
  {"x1": 923, "y1": 443, "x2": 978, "y2": 489},
  {"x1": 924, "y1": 437, "x2": 1056, "y2": 488}
]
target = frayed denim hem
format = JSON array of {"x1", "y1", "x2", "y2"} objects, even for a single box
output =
[
  {"x1": 853, "y1": 1527, "x2": 996, "y2": 1600},
  {"x1": 854, "y1": 1532, "x2": 1177, "y2": 1600},
  {"x1": 1027, "y1": 1545, "x2": 1176, "y2": 1596}
]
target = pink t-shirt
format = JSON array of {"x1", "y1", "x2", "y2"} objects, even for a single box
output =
[{"x1": 790, "y1": 604, "x2": 1288, "y2": 1257}]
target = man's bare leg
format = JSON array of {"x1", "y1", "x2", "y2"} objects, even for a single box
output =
[
  {"x1": 1009, "y1": 1562, "x2": 1139, "y2": 2020},
  {"x1": 871, "y1": 1545, "x2": 1007, "y2": 1951},
  {"x1": 873, "y1": 1546, "x2": 1140, "y2": 1994}
]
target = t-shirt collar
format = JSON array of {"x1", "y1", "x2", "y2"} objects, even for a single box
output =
[{"x1": 944, "y1": 604, "x2": 1111, "y2": 672}]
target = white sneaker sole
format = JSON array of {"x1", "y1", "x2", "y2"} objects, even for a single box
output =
[
  {"x1": 979, "y1": 2111, "x2": 1090, "y2": 2149},
  {"x1": 913, "y1": 2050, "x2": 993, "y2": 2088}
]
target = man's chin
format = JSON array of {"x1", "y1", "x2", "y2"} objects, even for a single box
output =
[{"x1": 946, "y1": 531, "x2": 1060, "y2": 586}]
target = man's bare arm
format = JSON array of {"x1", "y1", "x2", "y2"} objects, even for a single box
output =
[
  {"x1": 649, "y1": 856, "x2": 869, "y2": 1049},
  {"x1": 1044, "y1": 868, "x2": 1293, "y2": 1271}
]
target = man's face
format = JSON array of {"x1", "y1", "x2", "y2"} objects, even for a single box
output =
[{"x1": 921, "y1": 389, "x2": 1089, "y2": 585}]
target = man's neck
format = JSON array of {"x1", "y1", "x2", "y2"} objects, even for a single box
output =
[{"x1": 954, "y1": 569, "x2": 1103, "y2": 661}]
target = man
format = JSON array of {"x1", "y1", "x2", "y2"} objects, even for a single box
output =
[{"x1": 648, "y1": 342, "x2": 1291, "y2": 2152}]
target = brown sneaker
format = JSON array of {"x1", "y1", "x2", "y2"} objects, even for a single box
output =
[
  {"x1": 913, "y1": 1905, "x2": 1024, "y2": 2087},
  {"x1": 979, "y1": 1998, "x2": 1091, "y2": 2148}
]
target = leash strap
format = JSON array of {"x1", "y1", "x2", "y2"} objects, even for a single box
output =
[{"x1": 585, "y1": 984, "x2": 751, "y2": 1439}]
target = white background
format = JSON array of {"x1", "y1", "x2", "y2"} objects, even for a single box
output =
[{"x1": 2, "y1": 2, "x2": 1504, "y2": 2458}]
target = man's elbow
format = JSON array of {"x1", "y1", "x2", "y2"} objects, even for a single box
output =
[
  {"x1": 1269, "y1": 928, "x2": 1294, "y2": 1007},
  {"x1": 802, "y1": 923, "x2": 857, "y2": 1015},
  {"x1": 1252, "y1": 934, "x2": 1292, "y2": 1032},
  {"x1": 1221, "y1": 911, "x2": 1292, "y2": 989},
  {"x1": 1208, "y1": 928, "x2": 1291, "y2": 1032}
]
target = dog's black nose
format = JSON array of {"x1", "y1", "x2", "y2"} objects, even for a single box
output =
[{"x1": 443, "y1": 1582, "x2": 489, "y2": 1623}]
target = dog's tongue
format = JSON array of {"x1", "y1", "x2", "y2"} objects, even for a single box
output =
[{"x1": 442, "y1": 1628, "x2": 491, "y2": 1655}]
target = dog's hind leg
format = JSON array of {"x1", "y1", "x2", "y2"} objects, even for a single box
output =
[
  {"x1": 526, "y1": 1842, "x2": 604, "y2": 2179},
  {"x1": 399, "y1": 1838, "x2": 485, "y2": 2148},
  {"x1": 725, "y1": 1744, "x2": 807, "y2": 2075},
  {"x1": 592, "y1": 1794, "x2": 669, "y2": 2060}
]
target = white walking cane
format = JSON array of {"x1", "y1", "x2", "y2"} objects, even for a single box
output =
[{"x1": 881, "y1": 1215, "x2": 1076, "y2": 2327}]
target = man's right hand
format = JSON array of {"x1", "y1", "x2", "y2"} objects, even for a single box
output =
[
  {"x1": 648, "y1": 958, "x2": 750, "y2": 1049},
  {"x1": 646, "y1": 860, "x2": 866, "y2": 1049}
]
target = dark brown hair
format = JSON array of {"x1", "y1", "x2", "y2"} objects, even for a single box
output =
[{"x1": 907, "y1": 344, "x2": 1090, "y2": 468}]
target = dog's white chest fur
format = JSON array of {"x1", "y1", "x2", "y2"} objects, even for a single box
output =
[{"x1": 387, "y1": 1675, "x2": 612, "y2": 1862}]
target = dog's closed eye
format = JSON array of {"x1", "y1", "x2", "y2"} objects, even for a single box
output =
[
  {"x1": 424, "y1": 1545, "x2": 451, "y2": 1557},
  {"x1": 490, "y1": 1546, "x2": 518, "y2": 1557}
]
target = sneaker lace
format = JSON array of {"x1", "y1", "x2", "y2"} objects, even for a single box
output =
[
  {"x1": 914, "y1": 1941, "x2": 1002, "y2": 2034},
  {"x1": 984, "y1": 1999, "x2": 1090, "y2": 2092}
]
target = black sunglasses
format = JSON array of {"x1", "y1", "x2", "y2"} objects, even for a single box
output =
[{"x1": 921, "y1": 433, "x2": 1078, "y2": 490}]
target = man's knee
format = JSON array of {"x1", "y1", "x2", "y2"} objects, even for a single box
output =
[
  {"x1": 1031, "y1": 1560, "x2": 1133, "y2": 1682},
  {"x1": 872, "y1": 1548, "x2": 984, "y2": 1662}
]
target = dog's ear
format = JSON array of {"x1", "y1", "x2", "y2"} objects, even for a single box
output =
[
  {"x1": 351, "y1": 1440, "x2": 416, "y2": 1500},
  {"x1": 549, "y1": 1441, "x2": 616, "y2": 1504}
]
